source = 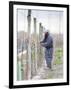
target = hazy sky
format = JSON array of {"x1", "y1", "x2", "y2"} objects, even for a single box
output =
[{"x1": 17, "y1": 9, "x2": 63, "y2": 34}]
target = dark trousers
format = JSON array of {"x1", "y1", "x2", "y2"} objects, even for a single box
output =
[{"x1": 45, "y1": 57, "x2": 52, "y2": 69}]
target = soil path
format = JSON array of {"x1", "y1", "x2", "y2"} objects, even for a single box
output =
[{"x1": 32, "y1": 61, "x2": 63, "y2": 80}]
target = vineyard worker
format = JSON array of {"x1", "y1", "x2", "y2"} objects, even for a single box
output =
[{"x1": 40, "y1": 29, "x2": 53, "y2": 70}]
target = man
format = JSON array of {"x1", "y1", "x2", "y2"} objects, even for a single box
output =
[{"x1": 40, "y1": 29, "x2": 53, "y2": 70}]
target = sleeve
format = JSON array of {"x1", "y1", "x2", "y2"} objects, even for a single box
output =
[
  {"x1": 41, "y1": 36, "x2": 53, "y2": 47},
  {"x1": 40, "y1": 38, "x2": 45, "y2": 43}
]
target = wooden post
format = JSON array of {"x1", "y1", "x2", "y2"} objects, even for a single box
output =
[
  {"x1": 39, "y1": 23, "x2": 44, "y2": 67},
  {"x1": 34, "y1": 18, "x2": 38, "y2": 74},
  {"x1": 21, "y1": 41, "x2": 24, "y2": 80},
  {"x1": 25, "y1": 38, "x2": 29, "y2": 79},
  {"x1": 41, "y1": 26, "x2": 44, "y2": 61},
  {"x1": 31, "y1": 41, "x2": 35, "y2": 78},
  {"x1": 27, "y1": 10, "x2": 32, "y2": 79}
]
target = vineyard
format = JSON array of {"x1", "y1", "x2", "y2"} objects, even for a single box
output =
[{"x1": 17, "y1": 9, "x2": 63, "y2": 80}]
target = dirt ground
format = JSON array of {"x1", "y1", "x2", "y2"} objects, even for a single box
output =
[{"x1": 32, "y1": 60, "x2": 63, "y2": 80}]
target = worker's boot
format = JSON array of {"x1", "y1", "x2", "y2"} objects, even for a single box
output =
[{"x1": 48, "y1": 63, "x2": 53, "y2": 71}]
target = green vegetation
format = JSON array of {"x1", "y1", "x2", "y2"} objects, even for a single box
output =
[{"x1": 54, "y1": 48, "x2": 63, "y2": 65}]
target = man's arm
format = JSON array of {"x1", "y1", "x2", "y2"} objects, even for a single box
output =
[
  {"x1": 40, "y1": 36, "x2": 53, "y2": 47},
  {"x1": 40, "y1": 38, "x2": 45, "y2": 43}
]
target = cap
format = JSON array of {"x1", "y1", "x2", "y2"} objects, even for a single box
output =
[{"x1": 43, "y1": 28, "x2": 49, "y2": 33}]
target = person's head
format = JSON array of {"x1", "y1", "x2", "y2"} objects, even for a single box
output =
[
  {"x1": 43, "y1": 28, "x2": 49, "y2": 38},
  {"x1": 44, "y1": 32, "x2": 48, "y2": 39}
]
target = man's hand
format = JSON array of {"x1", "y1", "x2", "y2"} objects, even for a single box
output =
[{"x1": 40, "y1": 42, "x2": 43, "y2": 46}]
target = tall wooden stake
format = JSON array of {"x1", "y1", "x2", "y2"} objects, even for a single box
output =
[
  {"x1": 27, "y1": 10, "x2": 32, "y2": 79},
  {"x1": 34, "y1": 18, "x2": 38, "y2": 74},
  {"x1": 39, "y1": 23, "x2": 43, "y2": 67}
]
